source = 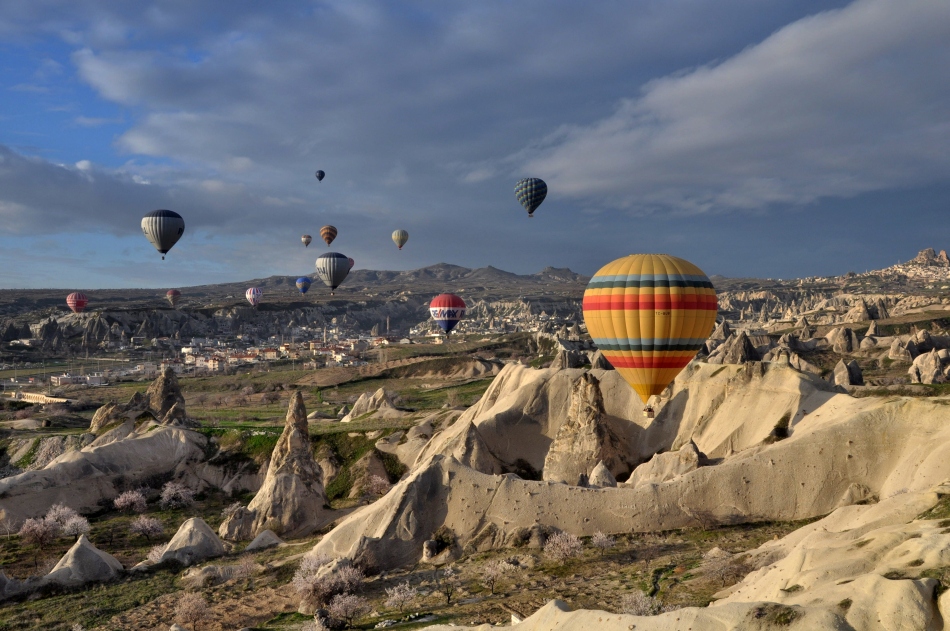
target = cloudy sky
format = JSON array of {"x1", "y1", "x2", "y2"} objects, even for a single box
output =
[{"x1": 1, "y1": 0, "x2": 949, "y2": 289}]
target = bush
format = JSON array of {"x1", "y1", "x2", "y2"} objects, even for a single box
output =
[
  {"x1": 160, "y1": 481, "x2": 195, "y2": 509},
  {"x1": 45, "y1": 503, "x2": 79, "y2": 530},
  {"x1": 130, "y1": 515, "x2": 164, "y2": 540},
  {"x1": 543, "y1": 531, "x2": 583, "y2": 562},
  {"x1": 365, "y1": 474, "x2": 391, "y2": 497},
  {"x1": 591, "y1": 531, "x2": 616, "y2": 555},
  {"x1": 619, "y1": 591, "x2": 673, "y2": 615},
  {"x1": 114, "y1": 490, "x2": 148, "y2": 514},
  {"x1": 293, "y1": 553, "x2": 366, "y2": 609}
]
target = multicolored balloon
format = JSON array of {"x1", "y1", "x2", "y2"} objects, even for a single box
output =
[
  {"x1": 315, "y1": 170, "x2": 325, "y2": 181},
  {"x1": 429, "y1": 294, "x2": 466, "y2": 335},
  {"x1": 320, "y1": 225, "x2": 337, "y2": 246},
  {"x1": 514, "y1": 178, "x2": 547, "y2": 218},
  {"x1": 141, "y1": 209, "x2": 185, "y2": 259},
  {"x1": 392, "y1": 229, "x2": 409, "y2": 250},
  {"x1": 582, "y1": 254, "x2": 717, "y2": 404},
  {"x1": 246, "y1": 287, "x2": 263, "y2": 307},
  {"x1": 315, "y1": 252, "x2": 350, "y2": 294},
  {"x1": 66, "y1": 292, "x2": 88, "y2": 313},
  {"x1": 296, "y1": 277, "x2": 312, "y2": 294},
  {"x1": 166, "y1": 289, "x2": 182, "y2": 307},
  {"x1": 302, "y1": 234, "x2": 312, "y2": 247}
]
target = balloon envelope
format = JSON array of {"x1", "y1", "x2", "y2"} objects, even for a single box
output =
[
  {"x1": 582, "y1": 253, "x2": 717, "y2": 404},
  {"x1": 315, "y1": 252, "x2": 350, "y2": 292},
  {"x1": 302, "y1": 234, "x2": 312, "y2": 247},
  {"x1": 315, "y1": 170, "x2": 325, "y2": 181},
  {"x1": 141, "y1": 209, "x2": 185, "y2": 259},
  {"x1": 514, "y1": 178, "x2": 547, "y2": 217},
  {"x1": 429, "y1": 293, "x2": 466, "y2": 335},
  {"x1": 246, "y1": 287, "x2": 263, "y2": 307},
  {"x1": 296, "y1": 277, "x2": 312, "y2": 294},
  {"x1": 66, "y1": 292, "x2": 88, "y2": 313},
  {"x1": 348, "y1": 257, "x2": 355, "y2": 269},
  {"x1": 320, "y1": 225, "x2": 337, "y2": 246},
  {"x1": 392, "y1": 229, "x2": 409, "y2": 250},
  {"x1": 166, "y1": 289, "x2": 181, "y2": 307}
]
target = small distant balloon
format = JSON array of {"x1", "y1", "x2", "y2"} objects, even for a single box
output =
[
  {"x1": 141, "y1": 209, "x2": 185, "y2": 259},
  {"x1": 246, "y1": 287, "x2": 263, "y2": 307},
  {"x1": 66, "y1": 292, "x2": 88, "y2": 314},
  {"x1": 166, "y1": 289, "x2": 182, "y2": 307},
  {"x1": 315, "y1": 170, "x2": 325, "y2": 181},
  {"x1": 514, "y1": 178, "x2": 547, "y2": 218},
  {"x1": 348, "y1": 257, "x2": 355, "y2": 269},
  {"x1": 320, "y1": 225, "x2": 337, "y2": 246},
  {"x1": 315, "y1": 252, "x2": 351, "y2": 295},
  {"x1": 301, "y1": 234, "x2": 312, "y2": 247},
  {"x1": 429, "y1": 293, "x2": 466, "y2": 335},
  {"x1": 392, "y1": 229, "x2": 409, "y2": 250},
  {"x1": 296, "y1": 277, "x2": 312, "y2": 294}
]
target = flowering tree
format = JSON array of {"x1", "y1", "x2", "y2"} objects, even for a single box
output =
[
  {"x1": 147, "y1": 544, "x2": 167, "y2": 564},
  {"x1": 292, "y1": 553, "x2": 365, "y2": 609},
  {"x1": 619, "y1": 591, "x2": 674, "y2": 615},
  {"x1": 130, "y1": 515, "x2": 164, "y2": 541},
  {"x1": 384, "y1": 581, "x2": 418, "y2": 613},
  {"x1": 329, "y1": 593, "x2": 369, "y2": 627},
  {"x1": 591, "y1": 531, "x2": 616, "y2": 556},
  {"x1": 175, "y1": 592, "x2": 211, "y2": 630},
  {"x1": 435, "y1": 567, "x2": 459, "y2": 604},
  {"x1": 365, "y1": 475, "x2": 392, "y2": 497},
  {"x1": 481, "y1": 559, "x2": 516, "y2": 595},
  {"x1": 45, "y1": 503, "x2": 79, "y2": 530},
  {"x1": 62, "y1": 515, "x2": 91, "y2": 537},
  {"x1": 19, "y1": 518, "x2": 58, "y2": 566},
  {"x1": 543, "y1": 532, "x2": 583, "y2": 562},
  {"x1": 113, "y1": 490, "x2": 148, "y2": 514},
  {"x1": 160, "y1": 481, "x2": 195, "y2": 509}
]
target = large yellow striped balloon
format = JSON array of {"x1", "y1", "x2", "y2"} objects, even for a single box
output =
[{"x1": 583, "y1": 254, "x2": 718, "y2": 403}]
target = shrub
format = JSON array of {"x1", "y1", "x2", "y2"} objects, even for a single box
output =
[
  {"x1": 591, "y1": 531, "x2": 616, "y2": 555},
  {"x1": 62, "y1": 515, "x2": 91, "y2": 537},
  {"x1": 543, "y1": 531, "x2": 583, "y2": 562},
  {"x1": 160, "y1": 481, "x2": 195, "y2": 509},
  {"x1": 175, "y1": 592, "x2": 211, "y2": 630},
  {"x1": 329, "y1": 593, "x2": 369, "y2": 627},
  {"x1": 482, "y1": 559, "x2": 516, "y2": 595},
  {"x1": 301, "y1": 616, "x2": 330, "y2": 631},
  {"x1": 293, "y1": 553, "x2": 367, "y2": 609},
  {"x1": 130, "y1": 515, "x2": 164, "y2": 540},
  {"x1": 114, "y1": 490, "x2": 148, "y2": 514},
  {"x1": 221, "y1": 501, "x2": 244, "y2": 519},
  {"x1": 384, "y1": 581, "x2": 418, "y2": 613}
]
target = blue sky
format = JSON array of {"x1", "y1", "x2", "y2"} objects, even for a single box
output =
[{"x1": 1, "y1": 0, "x2": 948, "y2": 288}]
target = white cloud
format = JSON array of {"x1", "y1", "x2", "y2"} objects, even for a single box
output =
[
  {"x1": 74, "y1": 159, "x2": 92, "y2": 170},
  {"x1": 522, "y1": 0, "x2": 950, "y2": 214}
]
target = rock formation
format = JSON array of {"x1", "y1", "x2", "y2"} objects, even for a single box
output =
[
  {"x1": 348, "y1": 450, "x2": 390, "y2": 498},
  {"x1": 160, "y1": 518, "x2": 226, "y2": 566},
  {"x1": 146, "y1": 367, "x2": 186, "y2": 418},
  {"x1": 219, "y1": 391, "x2": 332, "y2": 540},
  {"x1": 909, "y1": 349, "x2": 950, "y2": 384},
  {"x1": 706, "y1": 331, "x2": 759, "y2": 364},
  {"x1": 340, "y1": 388, "x2": 404, "y2": 423},
  {"x1": 246, "y1": 529, "x2": 284, "y2": 551},
  {"x1": 825, "y1": 327, "x2": 860, "y2": 354},
  {"x1": 89, "y1": 391, "x2": 150, "y2": 433},
  {"x1": 542, "y1": 373, "x2": 632, "y2": 484},
  {"x1": 588, "y1": 350, "x2": 613, "y2": 370},
  {"x1": 624, "y1": 441, "x2": 703, "y2": 489},
  {"x1": 45, "y1": 535, "x2": 123, "y2": 587},
  {"x1": 832, "y1": 359, "x2": 864, "y2": 386},
  {"x1": 587, "y1": 461, "x2": 616, "y2": 488}
]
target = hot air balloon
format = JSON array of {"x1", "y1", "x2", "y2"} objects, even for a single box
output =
[
  {"x1": 320, "y1": 225, "x2": 337, "y2": 246},
  {"x1": 392, "y1": 229, "x2": 409, "y2": 250},
  {"x1": 582, "y1": 254, "x2": 717, "y2": 405},
  {"x1": 302, "y1": 234, "x2": 312, "y2": 247},
  {"x1": 315, "y1": 252, "x2": 350, "y2": 295},
  {"x1": 66, "y1": 292, "x2": 88, "y2": 313},
  {"x1": 514, "y1": 178, "x2": 547, "y2": 218},
  {"x1": 141, "y1": 209, "x2": 185, "y2": 259},
  {"x1": 348, "y1": 257, "x2": 355, "y2": 269},
  {"x1": 296, "y1": 277, "x2": 312, "y2": 294},
  {"x1": 166, "y1": 289, "x2": 182, "y2": 307},
  {"x1": 246, "y1": 287, "x2": 263, "y2": 307},
  {"x1": 429, "y1": 293, "x2": 466, "y2": 336},
  {"x1": 315, "y1": 170, "x2": 325, "y2": 181}
]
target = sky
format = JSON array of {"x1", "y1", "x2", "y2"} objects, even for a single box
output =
[{"x1": 1, "y1": 0, "x2": 949, "y2": 289}]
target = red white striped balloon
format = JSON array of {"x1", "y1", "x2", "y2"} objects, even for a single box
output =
[{"x1": 66, "y1": 292, "x2": 88, "y2": 313}]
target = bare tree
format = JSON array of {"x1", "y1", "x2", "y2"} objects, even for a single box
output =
[
  {"x1": 175, "y1": 592, "x2": 212, "y2": 630},
  {"x1": 435, "y1": 567, "x2": 459, "y2": 604},
  {"x1": 384, "y1": 581, "x2": 418, "y2": 613},
  {"x1": 0, "y1": 516, "x2": 19, "y2": 539},
  {"x1": 221, "y1": 501, "x2": 244, "y2": 519}
]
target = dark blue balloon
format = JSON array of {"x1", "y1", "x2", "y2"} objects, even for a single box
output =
[{"x1": 296, "y1": 277, "x2": 312, "y2": 294}]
